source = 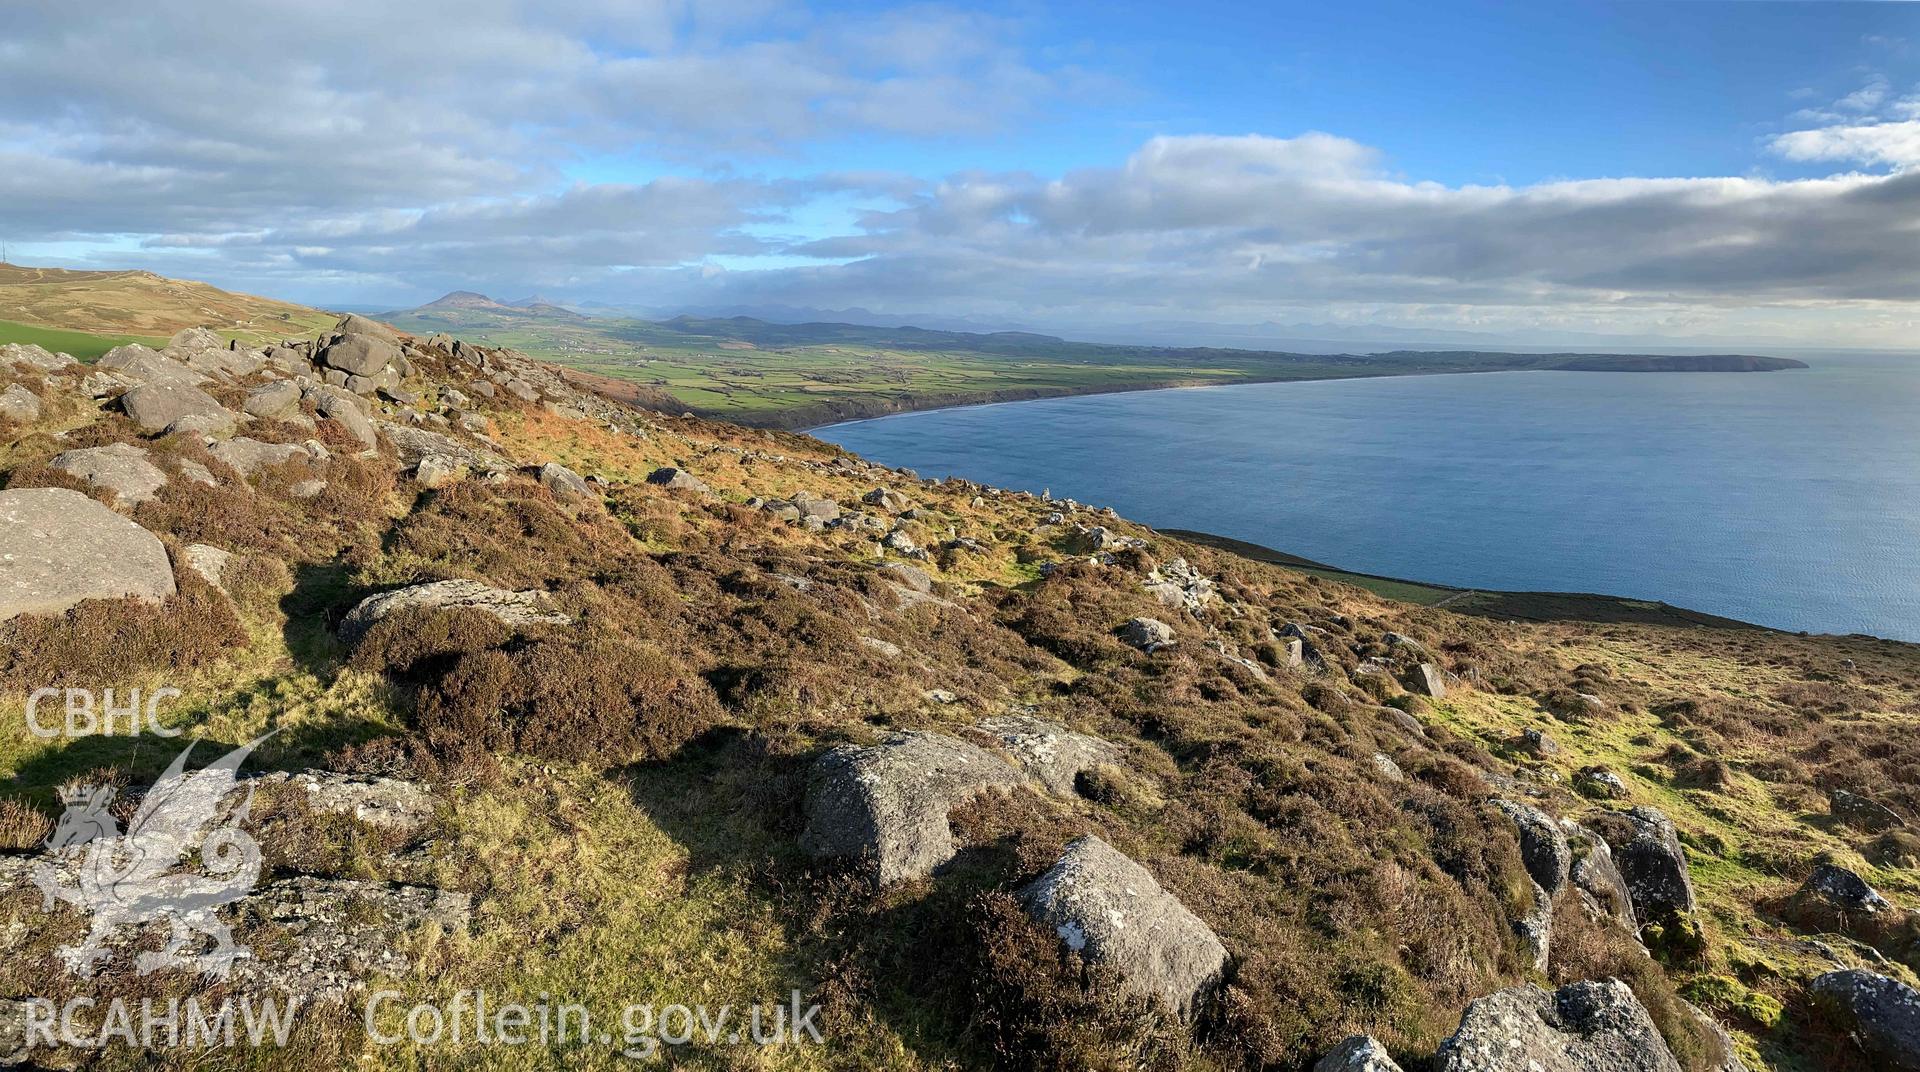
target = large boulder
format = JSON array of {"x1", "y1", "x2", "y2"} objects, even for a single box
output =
[
  {"x1": 791, "y1": 490, "x2": 840, "y2": 523},
  {"x1": 1830, "y1": 789, "x2": 1905, "y2": 832},
  {"x1": 376, "y1": 421, "x2": 509, "y2": 472},
  {"x1": 305, "y1": 384, "x2": 377, "y2": 449},
  {"x1": 320, "y1": 333, "x2": 402, "y2": 378},
  {"x1": 1493, "y1": 799, "x2": 1571, "y2": 898},
  {"x1": 241, "y1": 379, "x2": 304, "y2": 419},
  {"x1": 646, "y1": 466, "x2": 710, "y2": 494},
  {"x1": 119, "y1": 380, "x2": 235, "y2": 434},
  {"x1": 337, "y1": 579, "x2": 571, "y2": 642},
  {"x1": 1583, "y1": 806, "x2": 1696, "y2": 922},
  {"x1": 166, "y1": 326, "x2": 226, "y2": 354},
  {"x1": 97, "y1": 344, "x2": 208, "y2": 388},
  {"x1": 0, "y1": 488, "x2": 176, "y2": 620},
  {"x1": 1406, "y1": 662, "x2": 1447, "y2": 698},
  {"x1": 1434, "y1": 979, "x2": 1681, "y2": 1072},
  {"x1": 0, "y1": 342, "x2": 77, "y2": 372},
  {"x1": 975, "y1": 714, "x2": 1120, "y2": 796},
  {"x1": 1810, "y1": 969, "x2": 1920, "y2": 1071},
  {"x1": 49, "y1": 443, "x2": 169, "y2": 505},
  {"x1": 1019, "y1": 835, "x2": 1229, "y2": 1021},
  {"x1": 800, "y1": 731, "x2": 1022, "y2": 884},
  {"x1": 1565, "y1": 820, "x2": 1638, "y2": 931},
  {"x1": 332, "y1": 313, "x2": 400, "y2": 342},
  {"x1": 1315, "y1": 1035, "x2": 1405, "y2": 1072}
]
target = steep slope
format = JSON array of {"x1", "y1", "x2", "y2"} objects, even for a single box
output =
[{"x1": 0, "y1": 323, "x2": 1910, "y2": 1071}]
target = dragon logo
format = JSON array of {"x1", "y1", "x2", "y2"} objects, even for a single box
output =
[{"x1": 31, "y1": 736, "x2": 270, "y2": 979}]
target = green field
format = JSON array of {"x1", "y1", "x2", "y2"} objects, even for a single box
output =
[{"x1": 0, "y1": 317, "x2": 164, "y2": 360}]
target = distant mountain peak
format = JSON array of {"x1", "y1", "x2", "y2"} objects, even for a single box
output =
[{"x1": 422, "y1": 290, "x2": 509, "y2": 310}]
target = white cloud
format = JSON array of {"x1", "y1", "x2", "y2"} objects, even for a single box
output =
[{"x1": 1770, "y1": 119, "x2": 1920, "y2": 169}]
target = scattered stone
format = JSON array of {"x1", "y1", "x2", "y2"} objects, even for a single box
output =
[
  {"x1": 879, "y1": 561, "x2": 932, "y2": 594},
  {"x1": 792, "y1": 490, "x2": 841, "y2": 522},
  {"x1": 1314, "y1": 1035, "x2": 1405, "y2": 1072},
  {"x1": 799, "y1": 731, "x2": 1023, "y2": 884},
  {"x1": 1830, "y1": 789, "x2": 1905, "y2": 832},
  {"x1": 1798, "y1": 862, "x2": 1891, "y2": 914},
  {"x1": 210, "y1": 436, "x2": 313, "y2": 478},
  {"x1": 414, "y1": 454, "x2": 467, "y2": 488},
  {"x1": 1810, "y1": 969, "x2": 1920, "y2": 1071},
  {"x1": 881, "y1": 529, "x2": 919, "y2": 555},
  {"x1": 1121, "y1": 616, "x2": 1176, "y2": 651},
  {"x1": 0, "y1": 488, "x2": 177, "y2": 620},
  {"x1": 289, "y1": 478, "x2": 327, "y2": 499},
  {"x1": 49, "y1": 443, "x2": 169, "y2": 505},
  {"x1": 863, "y1": 486, "x2": 910, "y2": 512},
  {"x1": 539, "y1": 461, "x2": 596, "y2": 504},
  {"x1": 859, "y1": 636, "x2": 902, "y2": 659},
  {"x1": 1020, "y1": 835, "x2": 1229, "y2": 1021},
  {"x1": 1406, "y1": 662, "x2": 1447, "y2": 698},
  {"x1": 646, "y1": 466, "x2": 709, "y2": 493},
  {"x1": 1519, "y1": 728, "x2": 1561, "y2": 757},
  {"x1": 182, "y1": 543, "x2": 234, "y2": 589},
  {"x1": 0, "y1": 383, "x2": 40, "y2": 422},
  {"x1": 1584, "y1": 806, "x2": 1697, "y2": 922},
  {"x1": 0, "y1": 342, "x2": 78, "y2": 372},
  {"x1": 1576, "y1": 766, "x2": 1629, "y2": 799},
  {"x1": 976, "y1": 715, "x2": 1121, "y2": 796},
  {"x1": 338, "y1": 578, "x2": 572, "y2": 642},
  {"x1": 1434, "y1": 979, "x2": 1681, "y2": 1072},
  {"x1": 119, "y1": 380, "x2": 235, "y2": 434}
]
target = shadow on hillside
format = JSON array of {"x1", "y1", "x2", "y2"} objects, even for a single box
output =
[
  {"x1": 279, "y1": 561, "x2": 359, "y2": 677},
  {"x1": 620, "y1": 727, "x2": 1015, "y2": 1064}
]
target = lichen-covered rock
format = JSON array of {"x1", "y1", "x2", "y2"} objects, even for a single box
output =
[
  {"x1": 1564, "y1": 820, "x2": 1638, "y2": 931},
  {"x1": 540, "y1": 461, "x2": 596, "y2": 503},
  {"x1": 227, "y1": 877, "x2": 469, "y2": 1004},
  {"x1": 800, "y1": 731, "x2": 1022, "y2": 884},
  {"x1": 259, "y1": 770, "x2": 437, "y2": 834},
  {"x1": 1493, "y1": 798, "x2": 1571, "y2": 897},
  {"x1": 1797, "y1": 862, "x2": 1891, "y2": 914},
  {"x1": 1577, "y1": 766, "x2": 1629, "y2": 799},
  {"x1": 1121, "y1": 616, "x2": 1176, "y2": 651},
  {"x1": 338, "y1": 578, "x2": 571, "y2": 642},
  {"x1": 0, "y1": 383, "x2": 40, "y2": 422},
  {"x1": 119, "y1": 380, "x2": 235, "y2": 434},
  {"x1": 1810, "y1": 969, "x2": 1920, "y2": 1071},
  {"x1": 182, "y1": 543, "x2": 234, "y2": 589},
  {"x1": 1315, "y1": 1034, "x2": 1406, "y2": 1072},
  {"x1": 1019, "y1": 835, "x2": 1229, "y2": 1021},
  {"x1": 1434, "y1": 978, "x2": 1682, "y2": 1072},
  {"x1": 50, "y1": 442, "x2": 169, "y2": 505},
  {"x1": 1584, "y1": 806, "x2": 1696, "y2": 922},
  {"x1": 0, "y1": 488, "x2": 176, "y2": 620},
  {"x1": 210, "y1": 436, "x2": 313, "y2": 478},
  {"x1": 1830, "y1": 788, "x2": 1905, "y2": 832},
  {"x1": 1406, "y1": 662, "x2": 1447, "y2": 698},
  {"x1": 975, "y1": 714, "x2": 1120, "y2": 796},
  {"x1": 643, "y1": 465, "x2": 708, "y2": 493}
]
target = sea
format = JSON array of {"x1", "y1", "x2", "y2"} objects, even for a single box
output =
[{"x1": 817, "y1": 351, "x2": 1920, "y2": 641}]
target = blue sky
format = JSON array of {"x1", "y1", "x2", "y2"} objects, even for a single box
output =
[{"x1": 3, "y1": 0, "x2": 1918, "y2": 344}]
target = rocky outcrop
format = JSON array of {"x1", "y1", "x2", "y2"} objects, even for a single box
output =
[
  {"x1": 338, "y1": 579, "x2": 571, "y2": 642},
  {"x1": 1315, "y1": 1035, "x2": 1405, "y2": 1072},
  {"x1": 226, "y1": 877, "x2": 469, "y2": 1004},
  {"x1": 1810, "y1": 969, "x2": 1920, "y2": 1071},
  {"x1": 1406, "y1": 662, "x2": 1447, "y2": 698},
  {"x1": 1584, "y1": 806, "x2": 1696, "y2": 923},
  {"x1": 258, "y1": 770, "x2": 437, "y2": 835},
  {"x1": 49, "y1": 443, "x2": 169, "y2": 505},
  {"x1": 0, "y1": 487, "x2": 176, "y2": 620},
  {"x1": 305, "y1": 383, "x2": 377, "y2": 449},
  {"x1": 1565, "y1": 821, "x2": 1638, "y2": 932},
  {"x1": 800, "y1": 731, "x2": 1022, "y2": 884},
  {"x1": 1434, "y1": 979, "x2": 1681, "y2": 1072},
  {"x1": 1493, "y1": 799, "x2": 1571, "y2": 898},
  {"x1": 975, "y1": 715, "x2": 1120, "y2": 796},
  {"x1": 1019, "y1": 835, "x2": 1229, "y2": 1021},
  {"x1": 210, "y1": 436, "x2": 315, "y2": 478}
]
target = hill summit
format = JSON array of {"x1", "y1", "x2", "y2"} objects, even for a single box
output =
[{"x1": 0, "y1": 317, "x2": 1910, "y2": 1071}]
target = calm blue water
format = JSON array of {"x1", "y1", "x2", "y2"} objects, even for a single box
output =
[{"x1": 818, "y1": 354, "x2": 1920, "y2": 640}]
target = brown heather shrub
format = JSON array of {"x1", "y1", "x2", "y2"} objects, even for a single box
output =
[
  {"x1": 349, "y1": 607, "x2": 512, "y2": 681},
  {"x1": 0, "y1": 557, "x2": 245, "y2": 686},
  {"x1": 0, "y1": 797, "x2": 52, "y2": 851},
  {"x1": 387, "y1": 481, "x2": 652, "y2": 589},
  {"x1": 220, "y1": 552, "x2": 295, "y2": 618},
  {"x1": 412, "y1": 629, "x2": 719, "y2": 767}
]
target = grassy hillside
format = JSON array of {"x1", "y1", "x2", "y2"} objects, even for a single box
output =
[
  {"x1": 0, "y1": 324, "x2": 1907, "y2": 1071},
  {"x1": 0, "y1": 317, "x2": 164, "y2": 360},
  {"x1": 0, "y1": 263, "x2": 335, "y2": 346}
]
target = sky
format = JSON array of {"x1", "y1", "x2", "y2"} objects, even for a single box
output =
[{"x1": 3, "y1": 0, "x2": 1919, "y2": 345}]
